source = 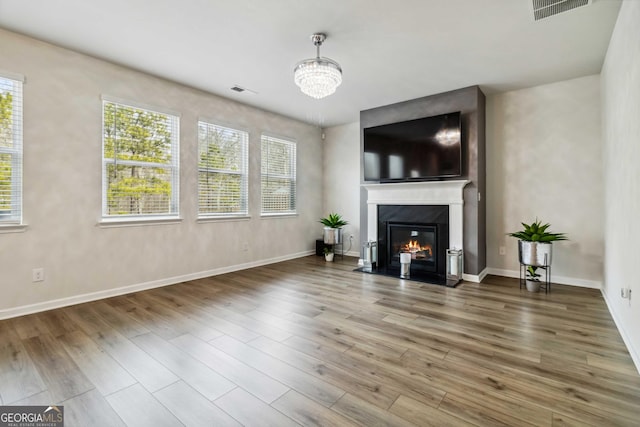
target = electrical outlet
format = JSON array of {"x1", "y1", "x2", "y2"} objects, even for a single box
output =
[
  {"x1": 499, "y1": 246, "x2": 506, "y2": 256},
  {"x1": 241, "y1": 242, "x2": 249, "y2": 252},
  {"x1": 621, "y1": 288, "x2": 631, "y2": 299},
  {"x1": 32, "y1": 268, "x2": 44, "y2": 282}
]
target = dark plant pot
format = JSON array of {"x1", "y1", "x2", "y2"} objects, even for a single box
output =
[
  {"x1": 323, "y1": 227, "x2": 342, "y2": 244},
  {"x1": 518, "y1": 241, "x2": 552, "y2": 267}
]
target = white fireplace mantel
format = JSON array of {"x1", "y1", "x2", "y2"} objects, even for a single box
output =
[{"x1": 362, "y1": 180, "x2": 470, "y2": 262}]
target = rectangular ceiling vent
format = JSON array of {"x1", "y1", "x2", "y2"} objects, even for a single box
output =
[
  {"x1": 230, "y1": 85, "x2": 257, "y2": 95},
  {"x1": 531, "y1": 0, "x2": 592, "y2": 21}
]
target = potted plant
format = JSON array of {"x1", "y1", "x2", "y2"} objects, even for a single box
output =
[
  {"x1": 507, "y1": 219, "x2": 567, "y2": 292},
  {"x1": 523, "y1": 266, "x2": 542, "y2": 292},
  {"x1": 323, "y1": 246, "x2": 334, "y2": 262},
  {"x1": 319, "y1": 213, "x2": 348, "y2": 245}
]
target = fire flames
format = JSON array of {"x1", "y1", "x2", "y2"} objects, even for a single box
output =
[{"x1": 402, "y1": 240, "x2": 433, "y2": 259}]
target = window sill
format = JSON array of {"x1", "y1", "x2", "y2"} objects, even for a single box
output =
[
  {"x1": 260, "y1": 213, "x2": 298, "y2": 219},
  {"x1": 0, "y1": 223, "x2": 28, "y2": 233},
  {"x1": 98, "y1": 216, "x2": 182, "y2": 228},
  {"x1": 197, "y1": 215, "x2": 251, "y2": 223}
]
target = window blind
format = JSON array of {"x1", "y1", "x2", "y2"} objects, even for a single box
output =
[
  {"x1": 261, "y1": 135, "x2": 296, "y2": 214},
  {"x1": 198, "y1": 122, "x2": 248, "y2": 216},
  {"x1": 0, "y1": 75, "x2": 23, "y2": 224},
  {"x1": 102, "y1": 100, "x2": 180, "y2": 218}
]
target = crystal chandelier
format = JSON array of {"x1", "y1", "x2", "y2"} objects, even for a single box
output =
[{"x1": 294, "y1": 33, "x2": 342, "y2": 99}]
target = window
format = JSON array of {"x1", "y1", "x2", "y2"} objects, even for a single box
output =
[
  {"x1": 0, "y1": 75, "x2": 23, "y2": 224},
  {"x1": 102, "y1": 99, "x2": 179, "y2": 218},
  {"x1": 198, "y1": 121, "x2": 248, "y2": 216},
  {"x1": 261, "y1": 135, "x2": 296, "y2": 214}
]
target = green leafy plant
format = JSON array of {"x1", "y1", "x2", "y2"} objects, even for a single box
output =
[
  {"x1": 507, "y1": 219, "x2": 567, "y2": 242},
  {"x1": 319, "y1": 213, "x2": 348, "y2": 228},
  {"x1": 323, "y1": 246, "x2": 333, "y2": 255},
  {"x1": 526, "y1": 265, "x2": 541, "y2": 282},
  {"x1": 508, "y1": 219, "x2": 567, "y2": 282}
]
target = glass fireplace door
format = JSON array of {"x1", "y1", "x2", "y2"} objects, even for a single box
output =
[{"x1": 387, "y1": 223, "x2": 437, "y2": 272}]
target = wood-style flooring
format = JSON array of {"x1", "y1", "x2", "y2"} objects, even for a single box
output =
[{"x1": 0, "y1": 255, "x2": 639, "y2": 426}]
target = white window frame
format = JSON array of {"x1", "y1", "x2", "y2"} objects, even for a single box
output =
[
  {"x1": 0, "y1": 73, "x2": 24, "y2": 229},
  {"x1": 101, "y1": 97, "x2": 180, "y2": 222},
  {"x1": 197, "y1": 121, "x2": 249, "y2": 218},
  {"x1": 260, "y1": 134, "x2": 297, "y2": 216}
]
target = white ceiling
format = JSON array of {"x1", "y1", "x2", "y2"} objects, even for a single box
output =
[{"x1": 0, "y1": 0, "x2": 622, "y2": 127}]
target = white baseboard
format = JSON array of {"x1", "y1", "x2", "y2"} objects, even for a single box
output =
[
  {"x1": 0, "y1": 250, "x2": 314, "y2": 321},
  {"x1": 462, "y1": 267, "x2": 488, "y2": 283},
  {"x1": 600, "y1": 289, "x2": 640, "y2": 375},
  {"x1": 486, "y1": 268, "x2": 602, "y2": 289}
]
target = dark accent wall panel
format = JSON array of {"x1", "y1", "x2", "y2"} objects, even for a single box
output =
[{"x1": 360, "y1": 86, "x2": 486, "y2": 276}]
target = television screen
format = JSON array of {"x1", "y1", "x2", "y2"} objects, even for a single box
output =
[{"x1": 363, "y1": 112, "x2": 462, "y2": 181}]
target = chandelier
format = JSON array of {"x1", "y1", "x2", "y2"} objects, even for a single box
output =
[{"x1": 294, "y1": 33, "x2": 342, "y2": 99}]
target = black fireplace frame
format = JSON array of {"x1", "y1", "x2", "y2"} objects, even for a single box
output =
[{"x1": 377, "y1": 204, "x2": 449, "y2": 284}]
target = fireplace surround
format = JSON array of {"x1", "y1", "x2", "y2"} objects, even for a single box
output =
[{"x1": 362, "y1": 180, "x2": 469, "y2": 285}]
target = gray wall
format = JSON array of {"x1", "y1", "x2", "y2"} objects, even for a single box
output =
[
  {"x1": 0, "y1": 28, "x2": 323, "y2": 315},
  {"x1": 601, "y1": 0, "x2": 640, "y2": 370},
  {"x1": 323, "y1": 123, "x2": 361, "y2": 256},
  {"x1": 486, "y1": 75, "x2": 603, "y2": 287},
  {"x1": 359, "y1": 86, "x2": 486, "y2": 275}
]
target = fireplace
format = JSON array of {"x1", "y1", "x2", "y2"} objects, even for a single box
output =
[
  {"x1": 387, "y1": 223, "x2": 437, "y2": 273},
  {"x1": 362, "y1": 180, "x2": 470, "y2": 284},
  {"x1": 377, "y1": 205, "x2": 449, "y2": 283}
]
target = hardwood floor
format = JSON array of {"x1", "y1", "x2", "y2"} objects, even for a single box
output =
[{"x1": 1, "y1": 255, "x2": 639, "y2": 426}]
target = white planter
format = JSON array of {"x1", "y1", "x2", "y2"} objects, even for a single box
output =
[
  {"x1": 323, "y1": 227, "x2": 343, "y2": 244},
  {"x1": 325, "y1": 252, "x2": 334, "y2": 262},
  {"x1": 526, "y1": 279, "x2": 541, "y2": 292},
  {"x1": 518, "y1": 241, "x2": 552, "y2": 267}
]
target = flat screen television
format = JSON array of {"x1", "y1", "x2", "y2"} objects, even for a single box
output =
[{"x1": 363, "y1": 112, "x2": 462, "y2": 182}]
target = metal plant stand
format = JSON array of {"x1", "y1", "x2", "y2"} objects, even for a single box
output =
[
  {"x1": 519, "y1": 253, "x2": 551, "y2": 293},
  {"x1": 329, "y1": 242, "x2": 344, "y2": 260}
]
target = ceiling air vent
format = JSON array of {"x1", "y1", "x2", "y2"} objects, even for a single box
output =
[
  {"x1": 531, "y1": 0, "x2": 592, "y2": 21},
  {"x1": 230, "y1": 85, "x2": 257, "y2": 95}
]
